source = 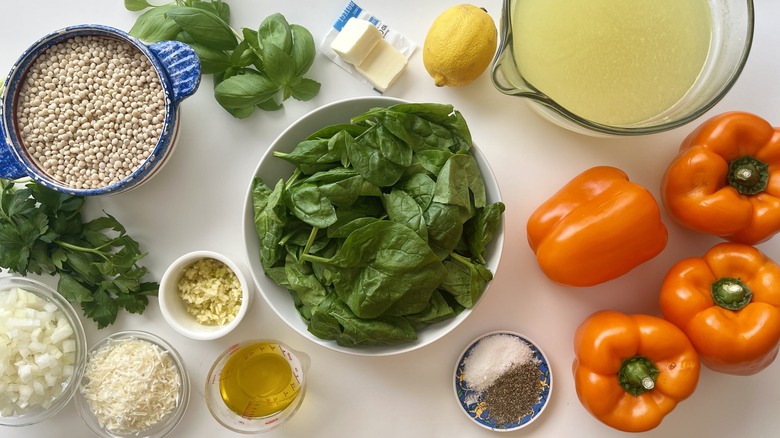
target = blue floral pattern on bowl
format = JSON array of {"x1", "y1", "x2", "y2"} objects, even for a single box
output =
[{"x1": 454, "y1": 331, "x2": 553, "y2": 431}]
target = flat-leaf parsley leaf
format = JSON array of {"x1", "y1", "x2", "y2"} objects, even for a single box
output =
[{"x1": 0, "y1": 179, "x2": 159, "y2": 328}]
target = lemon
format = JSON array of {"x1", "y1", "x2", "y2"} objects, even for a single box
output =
[{"x1": 423, "y1": 4, "x2": 497, "y2": 87}]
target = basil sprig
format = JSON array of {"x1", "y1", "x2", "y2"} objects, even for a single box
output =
[{"x1": 124, "y1": 0, "x2": 320, "y2": 118}]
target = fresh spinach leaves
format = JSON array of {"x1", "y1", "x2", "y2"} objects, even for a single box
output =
[
  {"x1": 252, "y1": 103, "x2": 504, "y2": 347},
  {"x1": 124, "y1": 0, "x2": 320, "y2": 118}
]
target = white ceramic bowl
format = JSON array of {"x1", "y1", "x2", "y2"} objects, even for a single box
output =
[
  {"x1": 241, "y1": 96, "x2": 505, "y2": 356},
  {"x1": 0, "y1": 275, "x2": 87, "y2": 427},
  {"x1": 158, "y1": 251, "x2": 252, "y2": 340},
  {"x1": 75, "y1": 330, "x2": 190, "y2": 438}
]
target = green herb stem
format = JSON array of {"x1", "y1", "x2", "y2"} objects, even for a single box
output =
[{"x1": 54, "y1": 240, "x2": 112, "y2": 260}]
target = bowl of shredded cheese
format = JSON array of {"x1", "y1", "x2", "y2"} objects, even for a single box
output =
[
  {"x1": 0, "y1": 275, "x2": 87, "y2": 427},
  {"x1": 158, "y1": 250, "x2": 252, "y2": 341},
  {"x1": 75, "y1": 330, "x2": 190, "y2": 438}
]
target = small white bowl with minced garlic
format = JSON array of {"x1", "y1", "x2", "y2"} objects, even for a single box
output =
[{"x1": 159, "y1": 251, "x2": 252, "y2": 340}]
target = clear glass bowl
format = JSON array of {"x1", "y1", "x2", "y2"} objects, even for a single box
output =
[
  {"x1": 0, "y1": 275, "x2": 88, "y2": 427},
  {"x1": 491, "y1": 0, "x2": 754, "y2": 136},
  {"x1": 74, "y1": 330, "x2": 190, "y2": 438}
]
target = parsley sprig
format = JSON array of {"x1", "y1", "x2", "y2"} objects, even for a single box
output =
[
  {"x1": 0, "y1": 179, "x2": 158, "y2": 328},
  {"x1": 124, "y1": 0, "x2": 320, "y2": 118}
]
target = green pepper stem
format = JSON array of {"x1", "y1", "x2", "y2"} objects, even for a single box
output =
[
  {"x1": 618, "y1": 356, "x2": 659, "y2": 397},
  {"x1": 711, "y1": 277, "x2": 752, "y2": 310},
  {"x1": 727, "y1": 155, "x2": 769, "y2": 195}
]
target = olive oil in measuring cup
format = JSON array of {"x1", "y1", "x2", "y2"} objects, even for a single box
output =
[
  {"x1": 206, "y1": 340, "x2": 309, "y2": 433},
  {"x1": 219, "y1": 341, "x2": 302, "y2": 417}
]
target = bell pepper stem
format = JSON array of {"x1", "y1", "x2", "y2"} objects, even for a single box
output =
[
  {"x1": 618, "y1": 356, "x2": 659, "y2": 396},
  {"x1": 728, "y1": 155, "x2": 769, "y2": 195},
  {"x1": 711, "y1": 277, "x2": 752, "y2": 310}
]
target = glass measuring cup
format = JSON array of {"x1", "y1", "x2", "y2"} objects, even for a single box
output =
[
  {"x1": 205, "y1": 340, "x2": 310, "y2": 434},
  {"x1": 491, "y1": 0, "x2": 754, "y2": 136}
]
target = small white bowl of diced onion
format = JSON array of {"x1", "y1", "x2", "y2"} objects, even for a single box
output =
[
  {"x1": 0, "y1": 275, "x2": 87, "y2": 427},
  {"x1": 158, "y1": 251, "x2": 252, "y2": 341}
]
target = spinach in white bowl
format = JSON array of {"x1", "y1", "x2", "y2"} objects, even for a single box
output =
[{"x1": 243, "y1": 97, "x2": 505, "y2": 355}]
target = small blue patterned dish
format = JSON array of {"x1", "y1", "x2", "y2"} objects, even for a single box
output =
[{"x1": 453, "y1": 331, "x2": 553, "y2": 432}]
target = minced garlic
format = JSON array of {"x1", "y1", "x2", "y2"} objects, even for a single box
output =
[
  {"x1": 80, "y1": 338, "x2": 180, "y2": 434},
  {"x1": 177, "y1": 258, "x2": 242, "y2": 325}
]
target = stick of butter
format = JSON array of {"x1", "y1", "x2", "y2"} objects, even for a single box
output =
[
  {"x1": 330, "y1": 17, "x2": 382, "y2": 65},
  {"x1": 330, "y1": 17, "x2": 408, "y2": 92},
  {"x1": 356, "y1": 39, "x2": 408, "y2": 92}
]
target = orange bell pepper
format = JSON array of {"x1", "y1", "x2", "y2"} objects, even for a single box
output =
[
  {"x1": 527, "y1": 166, "x2": 668, "y2": 287},
  {"x1": 661, "y1": 111, "x2": 780, "y2": 244},
  {"x1": 573, "y1": 310, "x2": 700, "y2": 433},
  {"x1": 659, "y1": 242, "x2": 780, "y2": 375}
]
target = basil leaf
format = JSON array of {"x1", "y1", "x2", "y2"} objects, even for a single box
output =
[
  {"x1": 191, "y1": 0, "x2": 231, "y2": 23},
  {"x1": 166, "y1": 6, "x2": 237, "y2": 50},
  {"x1": 174, "y1": 30, "x2": 196, "y2": 45},
  {"x1": 214, "y1": 73, "x2": 278, "y2": 108},
  {"x1": 258, "y1": 13, "x2": 292, "y2": 53},
  {"x1": 256, "y1": 98, "x2": 283, "y2": 112},
  {"x1": 241, "y1": 28, "x2": 264, "y2": 70},
  {"x1": 189, "y1": 44, "x2": 231, "y2": 75},
  {"x1": 290, "y1": 24, "x2": 315, "y2": 76},
  {"x1": 224, "y1": 104, "x2": 256, "y2": 119},
  {"x1": 124, "y1": 0, "x2": 151, "y2": 12},
  {"x1": 229, "y1": 39, "x2": 257, "y2": 68},
  {"x1": 289, "y1": 78, "x2": 321, "y2": 101},
  {"x1": 263, "y1": 43, "x2": 295, "y2": 87},
  {"x1": 129, "y1": 6, "x2": 182, "y2": 42}
]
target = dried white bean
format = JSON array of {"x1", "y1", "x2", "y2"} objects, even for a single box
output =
[{"x1": 16, "y1": 35, "x2": 166, "y2": 189}]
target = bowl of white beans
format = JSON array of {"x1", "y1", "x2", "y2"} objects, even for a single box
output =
[
  {"x1": 0, "y1": 24, "x2": 201, "y2": 195},
  {"x1": 0, "y1": 275, "x2": 87, "y2": 427}
]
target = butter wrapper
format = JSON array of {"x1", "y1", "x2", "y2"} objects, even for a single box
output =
[{"x1": 320, "y1": 1, "x2": 417, "y2": 93}]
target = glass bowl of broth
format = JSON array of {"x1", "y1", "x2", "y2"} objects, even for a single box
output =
[{"x1": 491, "y1": 0, "x2": 754, "y2": 136}]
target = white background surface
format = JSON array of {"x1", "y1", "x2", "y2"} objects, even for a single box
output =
[{"x1": 2, "y1": 1, "x2": 780, "y2": 437}]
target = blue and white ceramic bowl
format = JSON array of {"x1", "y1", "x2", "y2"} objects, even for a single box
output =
[
  {"x1": 454, "y1": 331, "x2": 553, "y2": 432},
  {"x1": 0, "y1": 24, "x2": 201, "y2": 195}
]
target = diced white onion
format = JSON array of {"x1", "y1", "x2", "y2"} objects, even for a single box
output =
[{"x1": 0, "y1": 286, "x2": 77, "y2": 416}]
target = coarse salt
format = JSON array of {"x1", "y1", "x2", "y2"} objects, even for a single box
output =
[{"x1": 462, "y1": 334, "x2": 534, "y2": 394}]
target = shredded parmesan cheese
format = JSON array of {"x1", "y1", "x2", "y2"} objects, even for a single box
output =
[
  {"x1": 177, "y1": 258, "x2": 242, "y2": 325},
  {"x1": 80, "y1": 338, "x2": 180, "y2": 434}
]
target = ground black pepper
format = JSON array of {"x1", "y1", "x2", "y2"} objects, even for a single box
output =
[{"x1": 482, "y1": 361, "x2": 542, "y2": 426}]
